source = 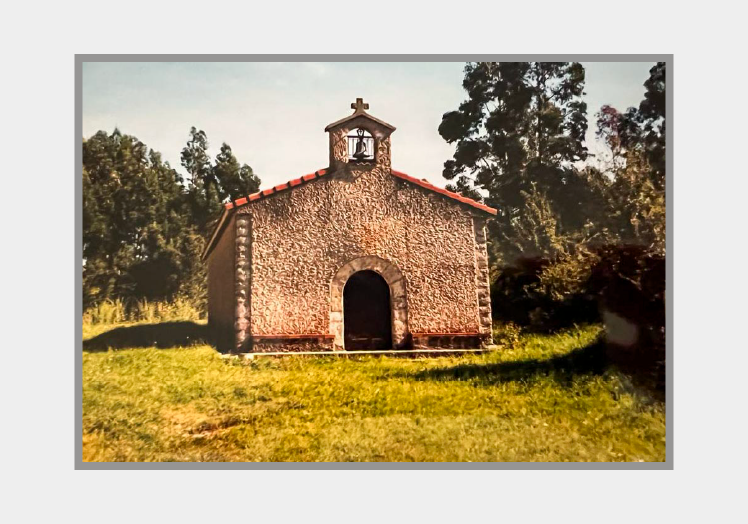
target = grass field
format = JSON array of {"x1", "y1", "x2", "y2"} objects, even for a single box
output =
[{"x1": 82, "y1": 322, "x2": 666, "y2": 462}]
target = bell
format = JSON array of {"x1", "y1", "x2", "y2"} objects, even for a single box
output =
[{"x1": 353, "y1": 138, "x2": 368, "y2": 160}]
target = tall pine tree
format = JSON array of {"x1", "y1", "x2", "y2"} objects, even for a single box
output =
[
  {"x1": 181, "y1": 127, "x2": 221, "y2": 234},
  {"x1": 212, "y1": 143, "x2": 261, "y2": 205}
]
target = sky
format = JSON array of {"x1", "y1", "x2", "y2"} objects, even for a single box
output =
[{"x1": 82, "y1": 61, "x2": 655, "y2": 189}]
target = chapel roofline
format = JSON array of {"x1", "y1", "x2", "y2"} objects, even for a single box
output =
[{"x1": 324, "y1": 97, "x2": 396, "y2": 132}]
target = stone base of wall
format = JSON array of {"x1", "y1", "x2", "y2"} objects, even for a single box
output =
[
  {"x1": 249, "y1": 335, "x2": 335, "y2": 353},
  {"x1": 412, "y1": 333, "x2": 492, "y2": 350},
  {"x1": 238, "y1": 333, "x2": 492, "y2": 353}
]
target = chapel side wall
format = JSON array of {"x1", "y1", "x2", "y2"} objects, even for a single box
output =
[
  {"x1": 241, "y1": 166, "x2": 484, "y2": 349},
  {"x1": 207, "y1": 214, "x2": 236, "y2": 351}
]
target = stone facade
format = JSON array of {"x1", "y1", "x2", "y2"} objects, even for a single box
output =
[{"x1": 203, "y1": 100, "x2": 496, "y2": 353}]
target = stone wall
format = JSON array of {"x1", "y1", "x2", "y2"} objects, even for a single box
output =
[{"x1": 236, "y1": 163, "x2": 491, "y2": 352}]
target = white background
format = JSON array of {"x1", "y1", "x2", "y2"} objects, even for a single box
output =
[{"x1": 2, "y1": 1, "x2": 747, "y2": 522}]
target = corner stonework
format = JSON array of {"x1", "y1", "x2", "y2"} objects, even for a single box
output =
[
  {"x1": 235, "y1": 214, "x2": 251, "y2": 353},
  {"x1": 474, "y1": 217, "x2": 493, "y2": 345}
]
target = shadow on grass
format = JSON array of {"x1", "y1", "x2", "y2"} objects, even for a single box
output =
[
  {"x1": 411, "y1": 339, "x2": 608, "y2": 387},
  {"x1": 83, "y1": 321, "x2": 212, "y2": 352}
]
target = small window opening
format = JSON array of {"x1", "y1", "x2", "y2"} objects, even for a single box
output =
[{"x1": 347, "y1": 128, "x2": 375, "y2": 162}]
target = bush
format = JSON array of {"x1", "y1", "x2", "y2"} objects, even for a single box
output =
[
  {"x1": 536, "y1": 249, "x2": 600, "y2": 301},
  {"x1": 491, "y1": 243, "x2": 664, "y2": 364},
  {"x1": 589, "y1": 245, "x2": 665, "y2": 388},
  {"x1": 492, "y1": 322, "x2": 523, "y2": 349},
  {"x1": 491, "y1": 254, "x2": 598, "y2": 332}
]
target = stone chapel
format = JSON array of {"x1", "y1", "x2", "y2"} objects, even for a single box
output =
[{"x1": 202, "y1": 99, "x2": 497, "y2": 353}]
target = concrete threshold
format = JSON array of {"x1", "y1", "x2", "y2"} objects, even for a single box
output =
[{"x1": 223, "y1": 348, "x2": 493, "y2": 359}]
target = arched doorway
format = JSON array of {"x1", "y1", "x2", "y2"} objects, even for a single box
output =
[
  {"x1": 343, "y1": 270, "x2": 392, "y2": 350},
  {"x1": 329, "y1": 255, "x2": 408, "y2": 351}
]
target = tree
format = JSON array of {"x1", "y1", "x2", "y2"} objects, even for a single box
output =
[
  {"x1": 212, "y1": 143, "x2": 261, "y2": 204},
  {"x1": 590, "y1": 62, "x2": 667, "y2": 372},
  {"x1": 82, "y1": 130, "x2": 186, "y2": 306},
  {"x1": 439, "y1": 62, "x2": 599, "y2": 263},
  {"x1": 82, "y1": 128, "x2": 261, "y2": 311},
  {"x1": 597, "y1": 62, "x2": 665, "y2": 188},
  {"x1": 181, "y1": 127, "x2": 221, "y2": 233},
  {"x1": 181, "y1": 129, "x2": 262, "y2": 234},
  {"x1": 595, "y1": 62, "x2": 666, "y2": 253}
]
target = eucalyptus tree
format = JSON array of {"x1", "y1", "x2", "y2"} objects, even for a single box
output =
[{"x1": 439, "y1": 62, "x2": 598, "y2": 262}]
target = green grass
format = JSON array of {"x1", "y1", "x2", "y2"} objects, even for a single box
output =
[{"x1": 82, "y1": 323, "x2": 666, "y2": 462}]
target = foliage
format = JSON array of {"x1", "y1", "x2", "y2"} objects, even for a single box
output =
[
  {"x1": 82, "y1": 323, "x2": 665, "y2": 462},
  {"x1": 180, "y1": 128, "x2": 261, "y2": 235},
  {"x1": 589, "y1": 245, "x2": 666, "y2": 386},
  {"x1": 82, "y1": 131, "x2": 189, "y2": 307},
  {"x1": 500, "y1": 185, "x2": 567, "y2": 260},
  {"x1": 491, "y1": 321, "x2": 523, "y2": 349},
  {"x1": 82, "y1": 128, "x2": 260, "y2": 311},
  {"x1": 180, "y1": 127, "x2": 219, "y2": 232},
  {"x1": 212, "y1": 143, "x2": 261, "y2": 207},
  {"x1": 491, "y1": 254, "x2": 599, "y2": 331},
  {"x1": 447, "y1": 62, "x2": 667, "y2": 346},
  {"x1": 595, "y1": 62, "x2": 667, "y2": 254},
  {"x1": 597, "y1": 62, "x2": 666, "y2": 185},
  {"x1": 601, "y1": 152, "x2": 665, "y2": 253},
  {"x1": 438, "y1": 62, "x2": 603, "y2": 265},
  {"x1": 83, "y1": 298, "x2": 128, "y2": 326},
  {"x1": 536, "y1": 248, "x2": 600, "y2": 301}
]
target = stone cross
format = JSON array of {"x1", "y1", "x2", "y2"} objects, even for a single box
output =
[{"x1": 351, "y1": 98, "x2": 369, "y2": 112}]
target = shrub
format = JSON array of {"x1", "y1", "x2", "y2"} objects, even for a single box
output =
[
  {"x1": 536, "y1": 249, "x2": 600, "y2": 301},
  {"x1": 492, "y1": 322, "x2": 523, "y2": 349},
  {"x1": 491, "y1": 254, "x2": 598, "y2": 332},
  {"x1": 589, "y1": 245, "x2": 665, "y2": 388}
]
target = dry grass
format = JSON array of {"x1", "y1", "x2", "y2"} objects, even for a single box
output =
[{"x1": 83, "y1": 298, "x2": 204, "y2": 326}]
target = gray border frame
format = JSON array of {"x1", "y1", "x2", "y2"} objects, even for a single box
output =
[{"x1": 75, "y1": 54, "x2": 673, "y2": 470}]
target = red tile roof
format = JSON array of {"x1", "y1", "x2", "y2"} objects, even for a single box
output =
[
  {"x1": 224, "y1": 167, "x2": 497, "y2": 215},
  {"x1": 390, "y1": 170, "x2": 497, "y2": 215},
  {"x1": 223, "y1": 168, "x2": 329, "y2": 210}
]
